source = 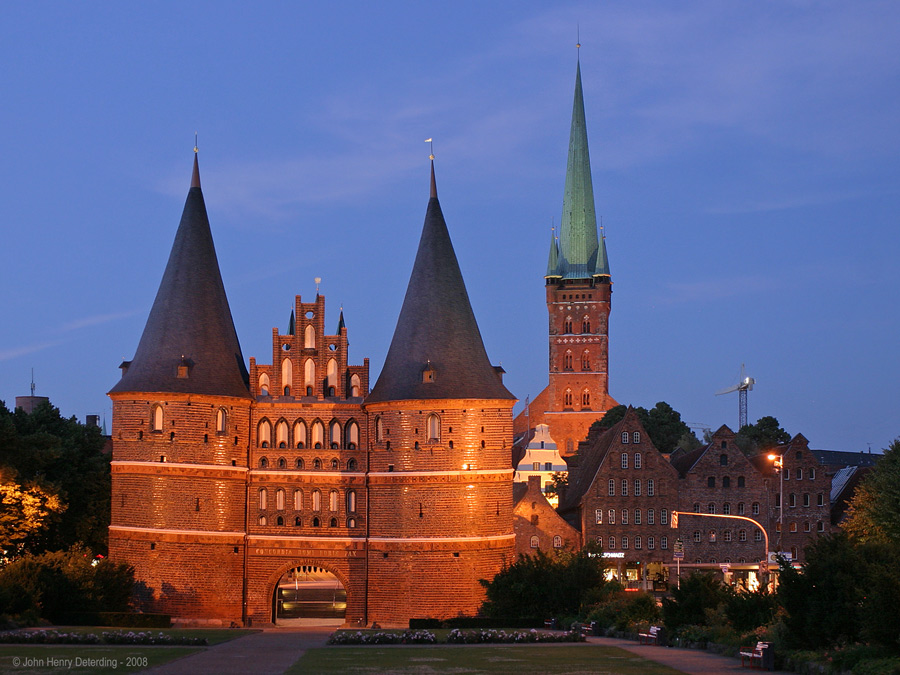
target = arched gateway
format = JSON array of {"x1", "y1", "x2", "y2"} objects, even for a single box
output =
[{"x1": 271, "y1": 563, "x2": 348, "y2": 626}]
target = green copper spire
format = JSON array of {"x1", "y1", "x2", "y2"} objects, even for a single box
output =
[
  {"x1": 288, "y1": 309, "x2": 295, "y2": 335},
  {"x1": 545, "y1": 227, "x2": 561, "y2": 278},
  {"x1": 337, "y1": 308, "x2": 345, "y2": 332},
  {"x1": 557, "y1": 59, "x2": 602, "y2": 280},
  {"x1": 594, "y1": 225, "x2": 610, "y2": 278}
]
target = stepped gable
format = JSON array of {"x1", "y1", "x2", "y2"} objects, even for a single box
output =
[
  {"x1": 366, "y1": 162, "x2": 514, "y2": 404},
  {"x1": 558, "y1": 411, "x2": 629, "y2": 513},
  {"x1": 110, "y1": 153, "x2": 250, "y2": 398}
]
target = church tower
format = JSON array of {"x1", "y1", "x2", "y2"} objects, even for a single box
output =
[
  {"x1": 108, "y1": 151, "x2": 252, "y2": 623},
  {"x1": 363, "y1": 162, "x2": 517, "y2": 624},
  {"x1": 515, "y1": 55, "x2": 617, "y2": 458}
]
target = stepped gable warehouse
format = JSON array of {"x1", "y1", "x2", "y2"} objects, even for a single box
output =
[{"x1": 108, "y1": 153, "x2": 515, "y2": 627}]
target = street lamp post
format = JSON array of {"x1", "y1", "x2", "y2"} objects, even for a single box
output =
[{"x1": 768, "y1": 454, "x2": 783, "y2": 553}]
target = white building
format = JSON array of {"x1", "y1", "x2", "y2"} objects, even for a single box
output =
[{"x1": 514, "y1": 424, "x2": 568, "y2": 506}]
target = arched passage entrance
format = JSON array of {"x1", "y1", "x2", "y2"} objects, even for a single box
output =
[{"x1": 272, "y1": 564, "x2": 347, "y2": 626}]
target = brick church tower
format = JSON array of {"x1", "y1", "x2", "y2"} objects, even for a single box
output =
[
  {"x1": 108, "y1": 152, "x2": 253, "y2": 621},
  {"x1": 514, "y1": 55, "x2": 617, "y2": 457},
  {"x1": 363, "y1": 162, "x2": 517, "y2": 623}
]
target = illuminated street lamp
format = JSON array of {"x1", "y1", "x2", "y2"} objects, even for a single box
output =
[{"x1": 768, "y1": 453, "x2": 783, "y2": 553}]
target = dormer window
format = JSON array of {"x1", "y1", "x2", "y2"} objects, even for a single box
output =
[
  {"x1": 177, "y1": 355, "x2": 193, "y2": 379},
  {"x1": 422, "y1": 361, "x2": 436, "y2": 383}
]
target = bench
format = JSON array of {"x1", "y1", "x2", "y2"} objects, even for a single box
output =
[
  {"x1": 580, "y1": 621, "x2": 597, "y2": 637},
  {"x1": 638, "y1": 626, "x2": 662, "y2": 644},
  {"x1": 740, "y1": 641, "x2": 772, "y2": 669},
  {"x1": 543, "y1": 618, "x2": 557, "y2": 630}
]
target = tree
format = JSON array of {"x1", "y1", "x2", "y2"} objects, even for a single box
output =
[
  {"x1": 587, "y1": 402, "x2": 698, "y2": 454},
  {"x1": 480, "y1": 546, "x2": 606, "y2": 618},
  {"x1": 0, "y1": 475, "x2": 66, "y2": 556},
  {"x1": 842, "y1": 438, "x2": 900, "y2": 544},
  {"x1": 734, "y1": 416, "x2": 790, "y2": 455},
  {"x1": 0, "y1": 400, "x2": 110, "y2": 557},
  {"x1": 661, "y1": 571, "x2": 727, "y2": 630}
]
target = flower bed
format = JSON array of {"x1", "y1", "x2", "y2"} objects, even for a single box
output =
[
  {"x1": 446, "y1": 629, "x2": 585, "y2": 644},
  {"x1": 327, "y1": 630, "x2": 437, "y2": 645},
  {"x1": 0, "y1": 630, "x2": 207, "y2": 646}
]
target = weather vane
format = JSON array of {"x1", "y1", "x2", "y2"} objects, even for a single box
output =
[
  {"x1": 425, "y1": 137, "x2": 434, "y2": 160},
  {"x1": 576, "y1": 23, "x2": 581, "y2": 51},
  {"x1": 194, "y1": 132, "x2": 198, "y2": 154},
  {"x1": 315, "y1": 277, "x2": 321, "y2": 294}
]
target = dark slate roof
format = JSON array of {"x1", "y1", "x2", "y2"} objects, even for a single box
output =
[
  {"x1": 669, "y1": 443, "x2": 708, "y2": 477},
  {"x1": 812, "y1": 449, "x2": 882, "y2": 468},
  {"x1": 512, "y1": 481, "x2": 529, "y2": 506},
  {"x1": 365, "y1": 163, "x2": 515, "y2": 404},
  {"x1": 110, "y1": 154, "x2": 250, "y2": 399}
]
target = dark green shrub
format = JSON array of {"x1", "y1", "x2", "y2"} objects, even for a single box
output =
[
  {"x1": 661, "y1": 572, "x2": 727, "y2": 631},
  {"x1": 53, "y1": 612, "x2": 170, "y2": 628}
]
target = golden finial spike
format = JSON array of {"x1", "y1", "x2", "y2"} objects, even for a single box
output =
[
  {"x1": 425, "y1": 137, "x2": 434, "y2": 160},
  {"x1": 194, "y1": 132, "x2": 198, "y2": 154}
]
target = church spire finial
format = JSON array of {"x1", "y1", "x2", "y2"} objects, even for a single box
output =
[
  {"x1": 191, "y1": 133, "x2": 201, "y2": 189},
  {"x1": 425, "y1": 138, "x2": 437, "y2": 199}
]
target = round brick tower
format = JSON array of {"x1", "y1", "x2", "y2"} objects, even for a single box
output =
[
  {"x1": 363, "y1": 163, "x2": 517, "y2": 625},
  {"x1": 108, "y1": 152, "x2": 252, "y2": 624}
]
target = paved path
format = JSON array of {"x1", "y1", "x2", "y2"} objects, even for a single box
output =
[
  {"x1": 148, "y1": 628, "x2": 794, "y2": 675},
  {"x1": 587, "y1": 635, "x2": 793, "y2": 674},
  {"x1": 147, "y1": 627, "x2": 331, "y2": 675}
]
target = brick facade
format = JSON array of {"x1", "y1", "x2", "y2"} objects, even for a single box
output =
[{"x1": 513, "y1": 475, "x2": 581, "y2": 557}]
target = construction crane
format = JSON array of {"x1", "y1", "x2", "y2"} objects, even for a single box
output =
[{"x1": 716, "y1": 364, "x2": 755, "y2": 429}]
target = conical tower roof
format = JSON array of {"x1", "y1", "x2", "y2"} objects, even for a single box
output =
[
  {"x1": 366, "y1": 163, "x2": 514, "y2": 404},
  {"x1": 557, "y1": 59, "x2": 604, "y2": 280},
  {"x1": 545, "y1": 227, "x2": 561, "y2": 278},
  {"x1": 110, "y1": 153, "x2": 250, "y2": 398}
]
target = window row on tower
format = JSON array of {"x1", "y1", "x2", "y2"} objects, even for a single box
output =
[
  {"x1": 257, "y1": 487, "x2": 358, "y2": 530},
  {"x1": 257, "y1": 418, "x2": 360, "y2": 449}
]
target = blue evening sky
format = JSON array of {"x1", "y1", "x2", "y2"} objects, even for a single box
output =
[{"x1": 1, "y1": 2, "x2": 897, "y2": 452}]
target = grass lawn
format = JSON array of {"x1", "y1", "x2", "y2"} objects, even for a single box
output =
[
  {"x1": 290, "y1": 645, "x2": 686, "y2": 674},
  {"x1": 0, "y1": 645, "x2": 202, "y2": 673}
]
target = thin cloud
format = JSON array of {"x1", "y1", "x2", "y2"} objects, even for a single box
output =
[
  {"x1": 60, "y1": 310, "x2": 141, "y2": 333},
  {"x1": 0, "y1": 341, "x2": 63, "y2": 362}
]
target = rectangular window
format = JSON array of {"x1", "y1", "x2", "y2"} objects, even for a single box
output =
[
  {"x1": 633, "y1": 431, "x2": 641, "y2": 444},
  {"x1": 789, "y1": 493, "x2": 796, "y2": 508},
  {"x1": 817, "y1": 493, "x2": 824, "y2": 507},
  {"x1": 775, "y1": 494, "x2": 781, "y2": 507},
  {"x1": 817, "y1": 521, "x2": 825, "y2": 532},
  {"x1": 621, "y1": 453, "x2": 628, "y2": 468},
  {"x1": 635, "y1": 536, "x2": 642, "y2": 549},
  {"x1": 609, "y1": 479, "x2": 615, "y2": 496},
  {"x1": 790, "y1": 522, "x2": 798, "y2": 533},
  {"x1": 634, "y1": 509, "x2": 641, "y2": 524},
  {"x1": 622, "y1": 479, "x2": 628, "y2": 496},
  {"x1": 595, "y1": 509, "x2": 603, "y2": 525},
  {"x1": 608, "y1": 509, "x2": 615, "y2": 525},
  {"x1": 634, "y1": 452, "x2": 642, "y2": 469},
  {"x1": 810, "y1": 468, "x2": 816, "y2": 480},
  {"x1": 648, "y1": 479, "x2": 655, "y2": 496},
  {"x1": 621, "y1": 509, "x2": 628, "y2": 525},
  {"x1": 724, "y1": 530, "x2": 733, "y2": 542},
  {"x1": 622, "y1": 536, "x2": 629, "y2": 549},
  {"x1": 776, "y1": 522, "x2": 782, "y2": 532},
  {"x1": 544, "y1": 462, "x2": 552, "y2": 471},
  {"x1": 648, "y1": 509, "x2": 655, "y2": 524},
  {"x1": 661, "y1": 536, "x2": 668, "y2": 550},
  {"x1": 804, "y1": 521, "x2": 811, "y2": 532},
  {"x1": 609, "y1": 536, "x2": 616, "y2": 549},
  {"x1": 803, "y1": 493, "x2": 810, "y2": 507},
  {"x1": 621, "y1": 432, "x2": 629, "y2": 445},
  {"x1": 634, "y1": 479, "x2": 641, "y2": 496},
  {"x1": 784, "y1": 469, "x2": 790, "y2": 480},
  {"x1": 754, "y1": 530, "x2": 762, "y2": 542},
  {"x1": 752, "y1": 502, "x2": 760, "y2": 515},
  {"x1": 648, "y1": 536, "x2": 655, "y2": 549},
  {"x1": 796, "y1": 468, "x2": 803, "y2": 480},
  {"x1": 693, "y1": 531, "x2": 701, "y2": 543},
  {"x1": 723, "y1": 503, "x2": 731, "y2": 515},
  {"x1": 661, "y1": 509, "x2": 668, "y2": 525},
  {"x1": 533, "y1": 462, "x2": 540, "y2": 471},
  {"x1": 738, "y1": 502, "x2": 745, "y2": 515}
]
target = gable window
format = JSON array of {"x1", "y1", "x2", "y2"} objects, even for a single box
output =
[
  {"x1": 621, "y1": 479, "x2": 628, "y2": 496},
  {"x1": 752, "y1": 502, "x2": 759, "y2": 515},
  {"x1": 634, "y1": 509, "x2": 641, "y2": 524},
  {"x1": 693, "y1": 531, "x2": 701, "y2": 543},
  {"x1": 661, "y1": 536, "x2": 668, "y2": 549},
  {"x1": 738, "y1": 502, "x2": 745, "y2": 515},
  {"x1": 621, "y1": 509, "x2": 628, "y2": 525},
  {"x1": 621, "y1": 536, "x2": 629, "y2": 549},
  {"x1": 648, "y1": 536, "x2": 656, "y2": 549},
  {"x1": 530, "y1": 536, "x2": 539, "y2": 549},
  {"x1": 609, "y1": 536, "x2": 616, "y2": 549},
  {"x1": 737, "y1": 476, "x2": 745, "y2": 487},
  {"x1": 648, "y1": 479, "x2": 655, "y2": 496},
  {"x1": 723, "y1": 503, "x2": 731, "y2": 515},
  {"x1": 634, "y1": 536, "x2": 642, "y2": 549},
  {"x1": 634, "y1": 479, "x2": 641, "y2": 496},
  {"x1": 720, "y1": 453, "x2": 728, "y2": 466},
  {"x1": 621, "y1": 433, "x2": 630, "y2": 446},
  {"x1": 708, "y1": 477, "x2": 715, "y2": 488},
  {"x1": 708, "y1": 503, "x2": 716, "y2": 514},
  {"x1": 608, "y1": 509, "x2": 615, "y2": 524},
  {"x1": 722, "y1": 476, "x2": 731, "y2": 488},
  {"x1": 648, "y1": 509, "x2": 655, "y2": 524},
  {"x1": 660, "y1": 509, "x2": 668, "y2": 525},
  {"x1": 817, "y1": 493, "x2": 824, "y2": 506},
  {"x1": 634, "y1": 453, "x2": 642, "y2": 469},
  {"x1": 633, "y1": 431, "x2": 640, "y2": 444},
  {"x1": 803, "y1": 493, "x2": 810, "y2": 507},
  {"x1": 595, "y1": 509, "x2": 603, "y2": 524},
  {"x1": 553, "y1": 535, "x2": 562, "y2": 548},
  {"x1": 810, "y1": 468, "x2": 816, "y2": 480},
  {"x1": 608, "y1": 479, "x2": 615, "y2": 496},
  {"x1": 621, "y1": 453, "x2": 628, "y2": 469}
]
